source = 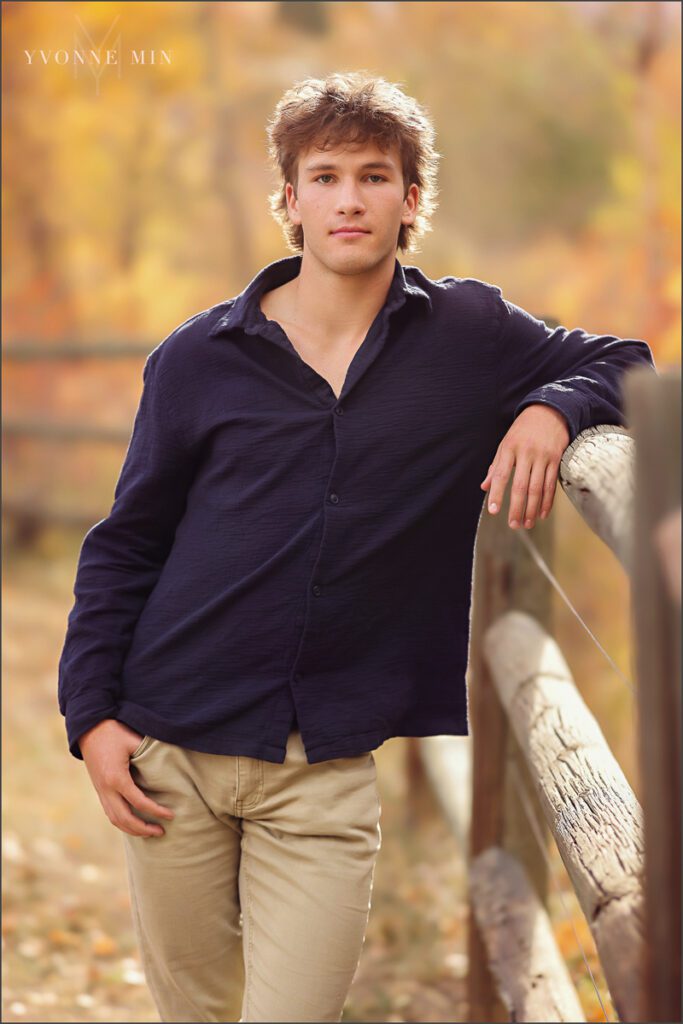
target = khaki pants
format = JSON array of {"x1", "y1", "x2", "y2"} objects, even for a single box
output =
[{"x1": 122, "y1": 728, "x2": 382, "y2": 1022}]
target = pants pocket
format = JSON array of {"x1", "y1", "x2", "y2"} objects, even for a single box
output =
[{"x1": 130, "y1": 734, "x2": 155, "y2": 760}]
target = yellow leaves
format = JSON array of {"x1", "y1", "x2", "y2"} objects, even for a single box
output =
[
  {"x1": 91, "y1": 932, "x2": 119, "y2": 957},
  {"x1": 62, "y1": 832, "x2": 84, "y2": 852},
  {"x1": 662, "y1": 266, "x2": 681, "y2": 306},
  {"x1": 2, "y1": 912, "x2": 19, "y2": 935},
  {"x1": 437, "y1": 914, "x2": 464, "y2": 939},
  {"x1": 554, "y1": 913, "x2": 596, "y2": 960},
  {"x1": 552, "y1": 903, "x2": 617, "y2": 1021},
  {"x1": 610, "y1": 154, "x2": 644, "y2": 201},
  {"x1": 47, "y1": 927, "x2": 81, "y2": 949},
  {"x1": 656, "y1": 319, "x2": 682, "y2": 366}
]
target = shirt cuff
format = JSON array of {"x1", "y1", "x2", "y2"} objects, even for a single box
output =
[
  {"x1": 514, "y1": 394, "x2": 579, "y2": 444},
  {"x1": 64, "y1": 696, "x2": 119, "y2": 761}
]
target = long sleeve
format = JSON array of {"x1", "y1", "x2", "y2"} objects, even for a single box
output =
[
  {"x1": 58, "y1": 349, "x2": 199, "y2": 760},
  {"x1": 495, "y1": 296, "x2": 658, "y2": 443}
]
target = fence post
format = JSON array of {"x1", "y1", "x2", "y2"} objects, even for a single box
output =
[
  {"x1": 467, "y1": 481, "x2": 555, "y2": 1021},
  {"x1": 625, "y1": 368, "x2": 681, "y2": 1024}
]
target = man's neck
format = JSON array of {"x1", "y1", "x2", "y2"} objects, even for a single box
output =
[{"x1": 262, "y1": 251, "x2": 397, "y2": 346}]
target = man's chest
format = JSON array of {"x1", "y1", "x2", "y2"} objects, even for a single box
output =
[
  {"x1": 194, "y1": 322, "x2": 498, "y2": 504},
  {"x1": 282, "y1": 331, "x2": 365, "y2": 401}
]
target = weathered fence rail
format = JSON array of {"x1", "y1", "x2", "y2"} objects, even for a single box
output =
[
  {"x1": 469, "y1": 846, "x2": 585, "y2": 1022},
  {"x1": 483, "y1": 610, "x2": 645, "y2": 1021}
]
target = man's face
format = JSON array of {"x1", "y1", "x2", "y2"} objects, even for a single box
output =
[{"x1": 285, "y1": 139, "x2": 419, "y2": 275}]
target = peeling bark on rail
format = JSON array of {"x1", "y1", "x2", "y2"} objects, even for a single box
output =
[{"x1": 484, "y1": 609, "x2": 645, "y2": 1022}]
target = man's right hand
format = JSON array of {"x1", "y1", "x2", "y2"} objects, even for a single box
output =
[{"x1": 78, "y1": 719, "x2": 176, "y2": 838}]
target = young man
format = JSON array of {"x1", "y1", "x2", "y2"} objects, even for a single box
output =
[{"x1": 58, "y1": 72, "x2": 656, "y2": 1022}]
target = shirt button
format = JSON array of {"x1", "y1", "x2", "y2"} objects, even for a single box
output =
[
  {"x1": 329, "y1": 492, "x2": 339, "y2": 504},
  {"x1": 334, "y1": 405, "x2": 344, "y2": 415},
  {"x1": 312, "y1": 584, "x2": 321, "y2": 596}
]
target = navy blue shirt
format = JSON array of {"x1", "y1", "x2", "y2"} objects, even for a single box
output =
[{"x1": 57, "y1": 254, "x2": 656, "y2": 763}]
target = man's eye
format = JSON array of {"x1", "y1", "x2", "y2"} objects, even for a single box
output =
[{"x1": 314, "y1": 175, "x2": 386, "y2": 184}]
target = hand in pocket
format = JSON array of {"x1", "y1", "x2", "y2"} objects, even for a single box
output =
[{"x1": 79, "y1": 719, "x2": 175, "y2": 838}]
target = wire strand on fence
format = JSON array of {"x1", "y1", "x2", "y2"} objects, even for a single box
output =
[
  {"x1": 507, "y1": 757, "x2": 613, "y2": 1022},
  {"x1": 515, "y1": 528, "x2": 636, "y2": 695}
]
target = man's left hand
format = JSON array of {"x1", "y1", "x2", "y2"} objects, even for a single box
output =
[{"x1": 480, "y1": 405, "x2": 571, "y2": 529}]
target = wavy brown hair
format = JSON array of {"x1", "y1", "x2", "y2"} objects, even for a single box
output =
[{"x1": 266, "y1": 71, "x2": 441, "y2": 256}]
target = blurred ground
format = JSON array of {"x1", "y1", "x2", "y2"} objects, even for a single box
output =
[{"x1": 2, "y1": 542, "x2": 470, "y2": 1022}]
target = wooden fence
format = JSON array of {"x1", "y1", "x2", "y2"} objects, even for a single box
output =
[
  {"x1": 418, "y1": 367, "x2": 681, "y2": 1022},
  {"x1": 3, "y1": 346, "x2": 680, "y2": 1020}
]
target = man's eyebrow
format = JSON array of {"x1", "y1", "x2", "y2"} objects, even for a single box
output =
[{"x1": 304, "y1": 160, "x2": 397, "y2": 173}]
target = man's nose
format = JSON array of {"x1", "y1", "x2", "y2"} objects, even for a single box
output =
[{"x1": 335, "y1": 182, "x2": 366, "y2": 212}]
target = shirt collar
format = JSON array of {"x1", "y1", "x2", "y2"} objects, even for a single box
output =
[{"x1": 207, "y1": 254, "x2": 432, "y2": 339}]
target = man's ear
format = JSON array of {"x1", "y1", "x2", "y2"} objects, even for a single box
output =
[
  {"x1": 285, "y1": 181, "x2": 301, "y2": 226},
  {"x1": 402, "y1": 183, "x2": 419, "y2": 226}
]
